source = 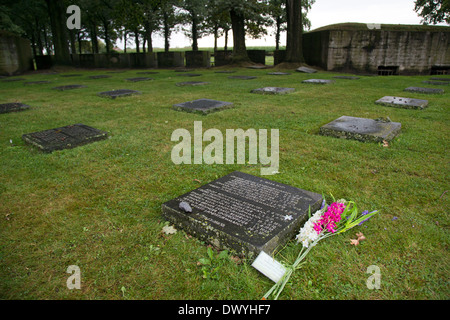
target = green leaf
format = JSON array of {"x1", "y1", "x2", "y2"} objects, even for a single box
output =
[
  {"x1": 207, "y1": 247, "x2": 214, "y2": 259},
  {"x1": 198, "y1": 258, "x2": 211, "y2": 265},
  {"x1": 217, "y1": 250, "x2": 229, "y2": 260}
]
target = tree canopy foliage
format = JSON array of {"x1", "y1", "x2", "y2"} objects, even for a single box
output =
[
  {"x1": 0, "y1": 0, "x2": 319, "y2": 63},
  {"x1": 414, "y1": 0, "x2": 450, "y2": 24}
]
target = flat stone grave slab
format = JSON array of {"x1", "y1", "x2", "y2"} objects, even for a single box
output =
[
  {"x1": 228, "y1": 75, "x2": 257, "y2": 80},
  {"x1": 60, "y1": 74, "x2": 82, "y2": 77},
  {"x1": 175, "y1": 81, "x2": 209, "y2": 87},
  {"x1": 24, "y1": 81, "x2": 51, "y2": 85},
  {"x1": 22, "y1": 123, "x2": 108, "y2": 153},
  {"x1": 247, "y1": 65, "x2": 267, "y2": 69},
  {"x1": 98, "y1": 89, "x2": 141, "y2": 99},
  {"x1": 422, "y1": 80, "x2": 449, "y2": 86},
  {"x1": 173, "y1": 98, "x2": 233, "y2": 115},
  {"x1": 320, "y1": 116, "x2": 401, "y2": 142},
  {"x1": 161, "y1": 171, "x2": 322, "y2": 256},
  {"x1": 175, "y1": 68, "x2": 195, "y2": 72},
  {"x1": 333, "y1": 76, "x2": 360, "y2": 80},
  {"x1": 107, "y1": 71, "x2": 126, "y2": 73},
  {"x1": 89, "y1": 75, "x2": 111, "y2": 79},
  {"x1": 430, "y1": 77, "x2": 450, "y2": 82},
  {"x1": 125, "y1": 77, "x2": 153, "y2": 82},
  {"x1": 302, "y1": 79, "x2": 335, "y2": 84},
  {"x1": 0, "y1": 102, "x2": 30, "y2": 114},
  {"x1": 251, "y1": 87, "x2": 295, "y2": 95},
  {"x1": 2, "y1": 78, "x2": 26, "y2": 82},
  {"x1": 136, "y1": 71, "x2": 159, "y2": 74},
  {"x1": 177, "y1": 73, "x2": 202, "y2": 77},
  {"x1": 268, "y1": 72, "x2": 290, "y2": 75},
  {"x1": 404, "y1": 86, "x2": 444, "y2": 94},
  {"x1": 296, "y1": 66, "x2": 317, "y2": 73},
  {"x1": 215, "y1": 70, "x2": 236, "y2": 73},
  {"x1": 52, "y1": 85, "x2": 87, "y2": 91},
  {"x1": 375, "y1": 96, "x2": 428, "y2": 109}
]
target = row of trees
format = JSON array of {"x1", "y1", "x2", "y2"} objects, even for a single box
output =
[
  {"x1": 1, "y1": 0, "x2": 447, "y2": 66},
  {"x1": 0, "y1": 0, "x2": 316, "y2": 65}
]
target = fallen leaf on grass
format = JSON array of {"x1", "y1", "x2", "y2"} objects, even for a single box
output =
[
  {"x1": 382, "y1": 140, "x2": 389, "y2": 147},
  {"x1": 350, "y1": 239, "x2": 359, "y2": 246},
  {"x1": 356, "y1": 232, "x2": 366, "y2": 241}
]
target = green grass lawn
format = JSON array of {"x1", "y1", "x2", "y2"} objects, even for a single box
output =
[{"x1": 0, "y1": 66, "x2": 448, "y2": 300}]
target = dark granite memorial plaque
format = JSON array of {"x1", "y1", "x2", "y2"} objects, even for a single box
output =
[
  {"x1": 161, "y1": 171, "x2": 322, "y2": 256},
  {"x1": 247, "y1": 65, "x2": 267, "y2": 69},
  {"x1": 60, "y1": 74, "x2": 82, "y2": 77},
  {"x1": 422, "y1": 80, "x2": 449, "y2": 86},
  {"x1": 2, "y1": 78, "x2": 26, "y2": 82},
  {"x1": 215, "y1": 70, "x2": 236, "y2": 73},
  {"x1": 177, "y1": 73, "x2": 202, "y2": 77},
  {"x1": 136, "y1": 71, "x2": 159, "y2": 74},
  {"x1": 320, "y1": 116, "x2": 401, "y2": 142},
  {"x1": 89, "y1": 75, "x2": 112, "y2": 79},
  {"x1": 228, "y1": 75, "x2": 257, "y2": 80},
  {"x1": 404, "y1": 86, "x2": 444, "y2": 94},
  {"x1": 0, "y1": 103, "x2": 30, "y2": 114},
  {"x1": 175, "y1": 81, "x2": 209, "y2": 87},
  {"x1": 302, "y1": 79, "x2": 334, "y2": 84},
  {"x1": 52, "y1": 85, "x2": 87, "y2": 91},
  {"x1": 173, "y1": 99, "x2": 233, "y2": 114},
  {"x1": 430, "y1": 77, "x2": 450, "y2": 82},
  {"x1": 98, "y1": 89, "x2": 141, "y2": 99},
  {"x1": 125, "y1": 77, "x2": 153, "y2": 82},
  {"x1": 251, "y1": 87, "x2": 295, "y2": 95},
  {"x1": 375, "y1": 96, "x2": 428, "y2": 109},
  {"x1": 24, "y1": 81, "x2": 51, "y2": 85},
  {"x1": 22, "y1": 123, "x2": 108, "y2": 153},
  {"x1": 268, "y1": 72, "x2": 290, "y2": 75}
]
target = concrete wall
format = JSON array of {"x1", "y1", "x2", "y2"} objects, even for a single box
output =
[
  {"x1": 0, "y1": 31, "x2": 33, "y2": 76},
  {"x1": 303, "y1": 25, "x2": 450, "y2": 74}
]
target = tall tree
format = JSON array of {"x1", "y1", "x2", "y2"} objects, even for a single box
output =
[
  {"x1": 180, "y1": 0, "x2": 208, "y2": 51},
  {"x1": 414, "y1": 0, "x2": 450, "y2": 24},
  {"x1": 215, "y1": 0, "x2": 269, "y2": 63},
  {"x1": 284, "y1": 0, "x2": 315, "y2": 63},
  {"x1": 45, "y1": 0, "x2": 71, "y2": 64}
]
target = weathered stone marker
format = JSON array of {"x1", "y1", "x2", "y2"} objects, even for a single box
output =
[
  {"x1": 98, "y1": 89, "x2": 141, "y2": 99},
  {"x1": 0, "y1": 102, "x2": 30, "y2": 114},
  {"x1": 52, "y1": 85, "x2": 87, "y2": 91},
  {"x1": 228, "y1": 75, "x2": 257, "y2": 80},
  {"x1": 375, "y1": 96, "x2": 428, "y2": 109},
  {"x1": 89, "y1": 75, "x2": 111, "y2": 79},
  {"x1": 422, "y1": 80, "x2": 449, "y2": 86},
  {"x1": 161, "y1": 171, "x2": 322, "y2": 256},
  {"x1": 24, "y1": 81, "x2": 51, "y2": 85},
  {"x1": 320, "y1": 116, "x2": 401, "y2": 142},
  {"x1": 251, "y1": 87, "x2": 295, "y2": 95},
  {"x1": 333, "y1": 76, "x2": 360, "y2": 80},
  {"x1": 404, "y1": 86, "x2": 444, "y2": 94},
  {"x1": 173, "y1": 99, "x2": 233, "y2": 115},
  {"x1": 125, "y1": 77, "x2": 153, "y2": 82},
  {"x1": 175, "y1": 81, "x2": 209, "y2": 87},
  {"x1": 296, "y1": 66, "x2": 317, "y2": 73},
  {"x1": 302, "y1": 79, "x2": 335, "y2": 84},
  {"x1": 22, "y1": 124, "x2": 108, "y2": 153},
  {"x1": 268, "y1": 72, "x2": 290, "y2": 75}
]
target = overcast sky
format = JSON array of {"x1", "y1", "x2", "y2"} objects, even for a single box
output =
[{"x1": 123, "y1": 0, "x2": 443, "y2": 49}]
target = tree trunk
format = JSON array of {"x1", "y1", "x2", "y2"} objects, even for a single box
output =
[
  {"x1": 224, "y1": 28, "x2": 228, "y2": 50},
  {"x1": 163, "y1": 12, "x2": 170, "y2": 52},
  {"x1": 90, "y1": 25, "x2": 99, "y2": 54},
  {"x1": 275, "y1": 17, "x2": 281, "y2": 50},
  {"x1": 191, "y1": 15, "x2": 198, "y2": 51},
  {"x1": 45, "y1": 0, "x2": 71, "y2": 64},
  {"x1": 213, "y1": 25, "x2": 218, "y2": 52},
  {"x1": 285, "y1": 0, "x2": 304, "y2": 63},
  {"x1": 135, "y1": 29, "x2": 140, "y2": 53},
  {"x1": 229, "y1": 9, "x2": 249, "y2": 62},
  {"x1": 104, "y1": 21, "x2": 110, "y2": 54}
]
